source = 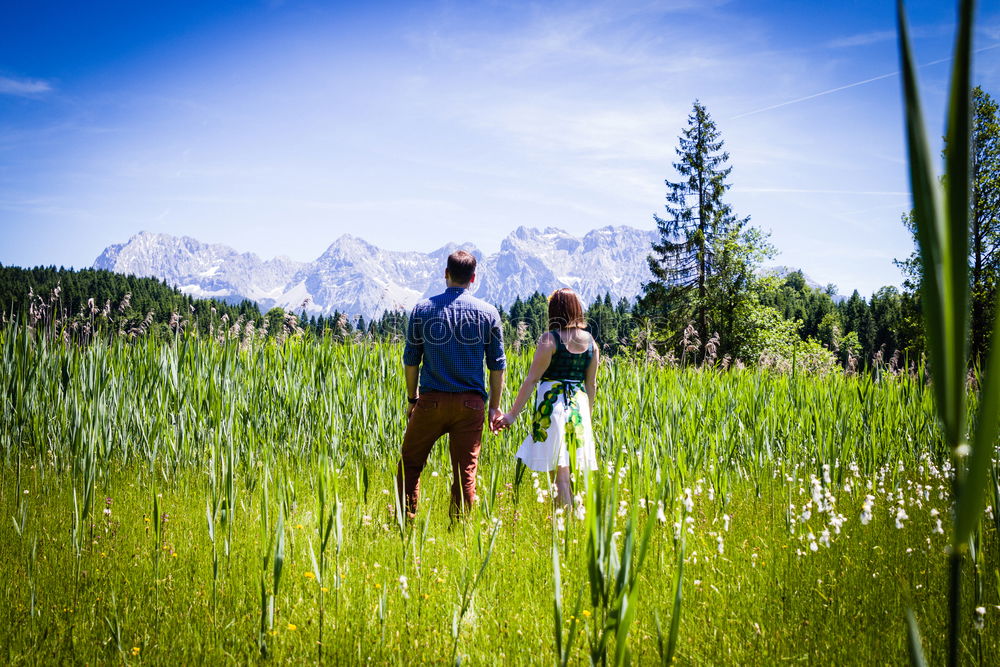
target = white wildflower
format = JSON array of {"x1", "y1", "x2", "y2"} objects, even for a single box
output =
[{"x1": 860, "y1": 495, "x2": 874, "y2": 525}]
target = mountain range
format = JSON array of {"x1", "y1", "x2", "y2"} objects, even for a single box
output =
[{"x1": 93, "y1": 227, "x2": 660, "y2": 317}]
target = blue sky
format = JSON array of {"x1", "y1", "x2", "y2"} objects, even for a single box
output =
[{"x1": 2, "y1": 0, "x2": 1000, "y2": 297}]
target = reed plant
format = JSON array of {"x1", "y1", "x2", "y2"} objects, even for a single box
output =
[{"x1": 896, "y1": 0, "x2": 1000, "y2": 663}]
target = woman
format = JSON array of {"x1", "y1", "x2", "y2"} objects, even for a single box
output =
[{"x1": 501, "y1": 288, "x2": 599, "y2": 506}]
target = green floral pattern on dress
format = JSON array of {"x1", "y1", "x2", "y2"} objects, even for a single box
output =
[{"x1": 531, "y1": 381, "x2": 585, "y2": 451}]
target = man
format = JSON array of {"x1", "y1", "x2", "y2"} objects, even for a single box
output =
[{"x1": 397, "y1": 250, "x2": 506, "y2": 517}]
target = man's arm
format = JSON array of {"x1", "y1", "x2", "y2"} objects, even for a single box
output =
[
  {"x1": 488, "y1": 369, "x2": 505, "y2": 432},
  {"x1": 488, "y1": 369, "x2": 504, "y2": 411},
  {"x1": 405, "y1": 364, "x2": 420, "y2": 418},
  {"x1": 403, "y1": 308, "x2": 423, "y2": 418},
  {"x1": 485, "y1": 309, "x2": 507, "y2": 431}
]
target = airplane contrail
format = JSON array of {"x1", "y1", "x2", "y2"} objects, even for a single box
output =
[{"x1": 731, "y1": 43, "x2": 1000, "y2": 120}]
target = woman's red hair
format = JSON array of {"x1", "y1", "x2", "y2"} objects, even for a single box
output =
[{"x1": 547, "y1": 288, "x2": 585, "y2": 330}]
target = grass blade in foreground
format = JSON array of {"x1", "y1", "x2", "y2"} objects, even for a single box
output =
[
  {"x1": 896, "y1": 0, "x2": 1000, "y2": 664},
  {"x1": 906, "y1": 609, "x2": 928, "y2": 667}
]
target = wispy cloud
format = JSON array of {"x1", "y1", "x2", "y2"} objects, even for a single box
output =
[
  {"x1": 827, "y1": 30, "x2": 897, "y2": 49},
  {"x1": 827, "y1": 23, "x2": 951, "y2": 49},
  {"x1": 730, "y1": 45, "x2": 1000, "y2": 120},
  {"x1": 731, "y1": 70, "x2": 902, "y2": 119},
  {"x1": 0, "y1": 75, "x2": 54, "y2": 97},
  {"x1": 733, "y1": 187, "x2": 908, "y2": 196}
]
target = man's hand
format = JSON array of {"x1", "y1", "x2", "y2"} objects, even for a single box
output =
[
  {"x1": 488, "y1": 408, "x2": 505, "y2": 433},
  {"x1": 496, "y1": 412, "x2": 515, "y2": 431},
  {"x1": 407, "y1": 398, "x2": 418, "y2": 420}
]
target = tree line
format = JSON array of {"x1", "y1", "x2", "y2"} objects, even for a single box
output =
[{"x1": 0, "y1": 260, "x2": 908, "y2": 371}]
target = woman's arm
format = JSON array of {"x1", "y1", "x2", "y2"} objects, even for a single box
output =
[
  {"x1": 503, "y1": 333, "x2": 556, "y2": 423},
  {"x1": 584, "y1": 339, "x2": 599, "y2": 407}
]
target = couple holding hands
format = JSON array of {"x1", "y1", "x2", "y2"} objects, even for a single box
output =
[{"x1": 396, "y1": 250, "x2": 599, "y2": 517}]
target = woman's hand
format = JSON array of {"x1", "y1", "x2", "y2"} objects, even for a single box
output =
[{"x1": 490, "y1": 411, "x2": 515, "y2": 432}]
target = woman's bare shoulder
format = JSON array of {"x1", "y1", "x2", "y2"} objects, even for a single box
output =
[{"x1": 536, "y1": 331, "x2": 557, "y2": 348}]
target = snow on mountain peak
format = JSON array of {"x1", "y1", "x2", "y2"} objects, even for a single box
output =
[{"x1": 93, "y1": 226, "x2": 658, "y2": 316}]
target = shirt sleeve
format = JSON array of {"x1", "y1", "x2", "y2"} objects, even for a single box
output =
[
  {"x1": 485, "y1": 308, "x2": 507, "y2": 371},
  {"x1": 403, "y1": 307, "x2": 423, "y2": 366}
]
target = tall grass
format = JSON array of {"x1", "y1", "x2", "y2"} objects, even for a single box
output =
[
  {"x1": 896, "y1": 0, "x2": 1000, "y2": 664},
  {"x1": 0, "y1": 312, "x2": 996, "y2": 661}
]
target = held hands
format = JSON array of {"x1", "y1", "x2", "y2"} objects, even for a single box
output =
[
  {"x1": 489, "y1": 409, "x2": 516, "y2": 433},
  {"x1": 488, "y1": 408, "x2": 504, "y2": 433}
]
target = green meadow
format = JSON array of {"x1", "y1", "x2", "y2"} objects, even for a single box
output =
[{"x1": 1, "y1": 328, "x2": 997, "y2": 664}]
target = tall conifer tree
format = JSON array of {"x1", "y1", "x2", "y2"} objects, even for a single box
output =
[{"x1": 641, "y1": 100, "x2": 752, "y2": 341}]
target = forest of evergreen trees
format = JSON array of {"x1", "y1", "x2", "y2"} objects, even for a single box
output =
[{"x1": 0, "y1": 261, "x2": 923, "y2": 372}]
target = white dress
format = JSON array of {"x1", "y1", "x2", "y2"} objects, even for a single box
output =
[{"x1": 515, "y1": 379, "x2": 598, "y2": 472}]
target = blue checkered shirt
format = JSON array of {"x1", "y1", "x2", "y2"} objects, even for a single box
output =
[{"x1": 403, "y1": 287, "x2": 506, "y2": 399}]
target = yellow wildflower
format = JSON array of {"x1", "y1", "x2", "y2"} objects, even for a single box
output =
[{"x1": 287, "y1": 623, "x2": 297, "y2": 631}]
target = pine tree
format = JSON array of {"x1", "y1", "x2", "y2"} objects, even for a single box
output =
[
  {"x1": 899, "y1": 87, "x2": 1000, "y2": 365},
  {"x1": 641, "y1": 100, "x2": 764, "y2": 350},
  {"x1": 969, "y1": 86, "x2": 1000, "y2": 364}
]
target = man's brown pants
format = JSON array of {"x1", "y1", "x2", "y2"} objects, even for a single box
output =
[{"x1": 396, "y1": 391, "x2": 485, "y2": 517}]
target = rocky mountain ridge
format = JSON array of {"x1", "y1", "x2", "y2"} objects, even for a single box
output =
[{"x1": 93, "y1": 226, "x2": 659, "y2": 316}]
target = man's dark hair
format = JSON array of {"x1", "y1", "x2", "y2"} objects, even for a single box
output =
[{"x1": 447, "y1": 250, "x2": 477, "y2": 285}]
